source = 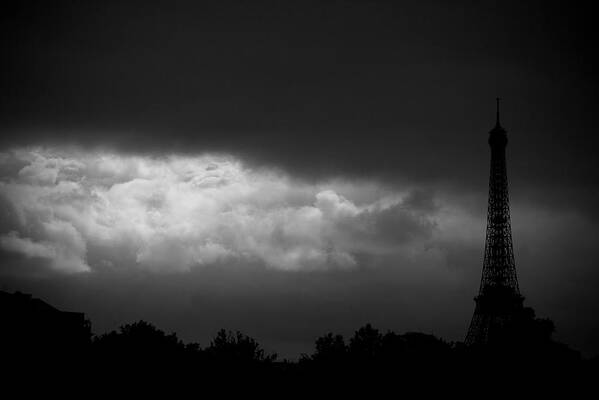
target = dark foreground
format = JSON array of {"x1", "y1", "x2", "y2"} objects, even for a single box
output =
[{"x1": 2, "y1": 290, "x2": 597, "y2": 395}]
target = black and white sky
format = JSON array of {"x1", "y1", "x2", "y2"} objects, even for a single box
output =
[{"x1": 1, "y1": 0, "x2": 598, "y2": 358}]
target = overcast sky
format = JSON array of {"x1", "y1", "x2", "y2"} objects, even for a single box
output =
[{"x1": 1, "y1": 0, "x2": 597, "y2": 358}]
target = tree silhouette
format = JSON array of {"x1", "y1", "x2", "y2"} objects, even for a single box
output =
[
  {"x1": 206, "y1": 329, "x2": 277, "y2": 364},
  {"x1": 315, "y1": 333, "x2": 347, "y2": 361},
  {"x1": 92, "y1": 320, "x2": 194, "y2": 363},
  {"x1": 349, "y1": 323, "x2": 384, "y2": 361},
  {"x1": 301, "y1": 332, "x2": 347, "y2": 366}
]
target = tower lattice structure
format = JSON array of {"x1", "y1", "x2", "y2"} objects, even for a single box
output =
[{"x1": 465, "y1": 98, "x2": 524, "y2": 346}]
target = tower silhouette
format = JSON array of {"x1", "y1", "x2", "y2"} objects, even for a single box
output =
[{"x1": 465, "y1": 98, "x2": 524, "y2": 346}]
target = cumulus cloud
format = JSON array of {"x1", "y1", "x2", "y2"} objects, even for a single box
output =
[
  {"x1": 0, "y1": 147, "x2": 443, "y2": 273},
  {"x1": 0, "y1": 230, "x2": 89, "y2": 273},
  {"x1": 1, "y1": 231, "x2": 55, "y2": 259}
]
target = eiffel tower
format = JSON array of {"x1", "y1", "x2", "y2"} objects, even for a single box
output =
[{"x1": 465, "y1": 98, "x2": 524, "y2": 346}]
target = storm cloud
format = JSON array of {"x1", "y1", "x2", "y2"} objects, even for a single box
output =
[{"x1": 0, "y1": 147, "x2": 440, "y2": 273}]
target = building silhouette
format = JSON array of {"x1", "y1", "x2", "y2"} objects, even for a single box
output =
[
  {"x1": 465, "y1": 99, "x2": 524, "y2": 345},
  {"x1": 0, "y1": 290, "x2": 91, "y2": 358}
]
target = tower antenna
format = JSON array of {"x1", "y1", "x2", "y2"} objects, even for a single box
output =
[{"x1": 496, "y1": 97, "x2": 501, "y2": 127}]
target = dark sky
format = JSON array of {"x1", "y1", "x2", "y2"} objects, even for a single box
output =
[{"x1": 1, "y1": 0, "x2": 598, "y2": 358}]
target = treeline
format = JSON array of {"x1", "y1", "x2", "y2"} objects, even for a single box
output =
[
  {"x1": 84, "y1": 307, "x2": 597, "y2": 380},
  {"x1": 2, "y1": 290, "x2": 598, "y2": 392},
  {"x1": 75, "y1": 313, "x2": 597, "y2": 393}
]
